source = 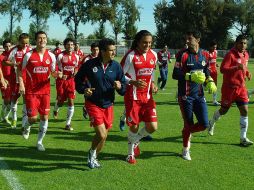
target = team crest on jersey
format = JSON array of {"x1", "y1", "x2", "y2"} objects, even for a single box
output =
[
  {"x1": 45, "y1": 59, "x2": 50, "y2": 64},
  {"x1": 201, "y1": 60, "x2": 206, "y2": 66},
  {"x1": 63, "y1": 56, "x2": 69, "y2": 63},
  {"x1": 93, "y1": 67, "x2": 98, "y2": 73},
  {"x1": 127, "y1": 116, "x2": 132, "y2": 122},
  {"x1": 150, "y1": 59, "x2": 155, "y2": 65},
  {"x1": 16, "y1": 52, "x2": 23, "y2": 58},
  {"x1": 237, "y1": 58, "x2": 241, "y2": 63}
]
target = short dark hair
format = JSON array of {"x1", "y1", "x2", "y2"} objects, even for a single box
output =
[
  {"x1": 35, "y1": 31, "x2": 47, "y2": 40},
  {"x1": 18, "y1": 33, "x2": 29, "y2": 41},
  {"x1": 55, "y1": 42, "x2": 61, "y2": 46},
  {"x1": 186, "y1": 30, "x2": 201, "y2": 39},
  {"x1": 98, "y1": 38, "x2": 115, "y2": 51},
  {"x1": 235, "y1": 34, "x2": 248, "y2": 43},
  {"x1": 131, "y1": 30, "x2": 152, "y2": 50},
  {"x1": 91, "y1": 42, "x2": 99, "y2": 49},
  {"x1": 210, "y1": 40, "x2": 217, "y2": 47},
  {"x1": 63, "y1": 38, "x2": 74, "y2": 46},
  {"x1": 2, "y1": 39, "x2": 11, "y2": 47}
]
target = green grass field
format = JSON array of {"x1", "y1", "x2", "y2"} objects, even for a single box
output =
[{"x1": 0, "y1": 57, "x2": 254, "y2": 190}]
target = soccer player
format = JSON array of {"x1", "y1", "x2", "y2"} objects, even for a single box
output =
[
  {"x1": 172, "y1": 31, "x2": 217, "y2": 161},
  {"x1": 208, "y1": 35, "x2": 253, "y2": 146},
  {"x1": 121, "y1": 30, "x2": 158, "y2": 164},
  {"x1": 0, "y1": 39, "x2": 12, "y2": 123},
  {"x1": 4, "y1": 33, "x2": 31, "y2": 128},
  {"x1": 52, "y1": 42, "x2": 62, "y2": 58},
  {"x1": 75, "y1": 38, "x2": 126, "y2": 169},
  {"x1": 157, "y1": 45, "x2": 171, "y2": 90},
  {"x1": 208, "y1": 40, "x2": 220, "y2": 106},
  {"x1": 53, "y1": 38, "x2": 79, "y2": 131},
  {"x1": 74, "y1": 41, "x2": 85, "y2": 68},
  {"x1": 19, "y1": 31, "x2": 59, "y2": 151},
  {"x1": 81, "y1": 42, "x2": 99, "y2": 119}
]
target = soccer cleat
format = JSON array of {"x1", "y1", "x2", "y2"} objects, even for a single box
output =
[
  {"x1": 53, "y1": 111, "x2": 58, "y2": 119},
  {"x1": 182, "y1": 149, "x2": 191, "y2": 161},
  {"x1": 134, "y1": 142, "x2": 140, "y2": 157},
  {"x1": 64, "y1": 124, "x2": 73, "y2": 131},
  {"x1": 83, "y1": 106, "x2": 88, "y2": 119},
  {"x1": 87, "y1": 150, "x2": 101, "y2": 169},
  {"x1": 126, "y1": 155, "x2": 136, "y2": 164},
  {"x1": 37, "y1": 143, "x2": 45, "y2": 151},
  {"x1": 208, "y1": 120, "x2": 215, "y2": 136},
  {"x1": 142, "y1": 135, "x2": 153, "y2": 141},
  {"x1": 213, "y1": 101, "x2": 221, "y2": 106},
  {"x1": 22, "y1": 127, "x2": 30, "y2": 140},
  {"x1": 11, "y1": 120, "x2": 17, "y2": 129},
  {"x1": 240, "y1": 138, "x2": 254, "y2": 147},
  {"x1": 4, "y1": 117, "x2": 11, "y2": 125},
  {"x1": 119, "y1": 120, "x2": 125, "y2": 131}
]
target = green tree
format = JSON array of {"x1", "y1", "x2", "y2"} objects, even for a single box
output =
[
  {"x1": 26, "y1": 0, "x2": 52, "y2": 32},
  {"x1": 0, "y1": 0, "x2": 25, "y2": 40}
]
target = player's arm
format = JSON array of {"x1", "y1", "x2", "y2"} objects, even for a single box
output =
[
  {"x1": 75, "y1": 63, "x2": 89, "y2": 94},
  {"x1": 3, "y1": 51, "x2": 17, "y2": 66},
  {"x1": 172, "y1": 54, "x2": 185, "y2": 81},
  {"x1": 18, "y1": 54, "x2": 29, "y2": 95},
  {"x1": 114, "y1": 64, "x2": 126, "y2": 96},
  {"x1": 0, "y1": 68, "x2": 7, "y2": 89},
  {"x1": 51, "y1": 54, "x2": 62, "y2": 79},
  {"x1": 220, "y1": 53, "x2": 240, "y2": 73}
]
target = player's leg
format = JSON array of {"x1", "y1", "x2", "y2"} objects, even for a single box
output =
[
  {"x1": 119, "y1": 108, "x2": 126, "y2": 131},
  {"x1": 65, "y1": 97, "x2": 74, "y2": 131},
  {"x1": 160, "y1": 68, "x2": 168, "y2": 90}
]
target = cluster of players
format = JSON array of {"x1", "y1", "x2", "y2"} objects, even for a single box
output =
[{"x1": 0, "y1": 29, "x2": 252, "y2": 169}]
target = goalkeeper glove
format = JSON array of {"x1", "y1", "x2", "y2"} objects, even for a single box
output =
[
  {"x1": 205, "y1": 77, "x2": 217, "y2": 94},
  {"x1": 185, "y1": 71, "x2": 206, "y2": 84}
]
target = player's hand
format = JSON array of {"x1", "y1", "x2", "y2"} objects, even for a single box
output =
[
  {"x1": 114, "y1": 81, "x2": 121, "y2": 90},
  {"x1": 58, "y1": 71, "x2": 63, "y2": 79},
  {"x1": 185, "y1": 71, "x2": 206, "y2": 84},
  {"x1": 246, "y1": 71, "x2": 252, "y2": 81},
  {"x1": 84, "y1": 88, "x2": 95, "y2": 97},
  {"x1": 62, "y1": 75, "x2": 68, "y2": 80},
  {"x1": 19, "y1": 83, "x2": 25, "y2": 95},
  {"x1": 131, "y1": 79, "x2": 147, "y2": 89},
  {"x1": 216, "y1": 64, "x2": 219, "y2": 67},
  {"x1": 1, "y1": 78, "x2": 8, "y2": 89},
  {"x1": 151, "y1": 82, "x2": 158, "y2": 94},
  {"x1": 205, "y1": 77, "x2": 217, "y2": 94}
]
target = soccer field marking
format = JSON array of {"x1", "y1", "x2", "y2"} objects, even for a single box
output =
[{"x1": 0, "y1": 157, "x2": 24, "y2": 190}]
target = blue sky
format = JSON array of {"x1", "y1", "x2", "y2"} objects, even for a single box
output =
[{"x1": 0, "y1": 0, "x2": 161, "y2": 41}]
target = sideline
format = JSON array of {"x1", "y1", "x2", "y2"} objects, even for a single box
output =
[{"x1": 0, "y1": 157, "x2": 24, "y2": 190}]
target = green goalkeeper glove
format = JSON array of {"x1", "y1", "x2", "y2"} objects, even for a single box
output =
[
  {"x1": 185, "y1": 71, "x2": 206, "y2": 84},
  {"x1": 205, "y1": 77, "x2": 217, "y2": 94}
]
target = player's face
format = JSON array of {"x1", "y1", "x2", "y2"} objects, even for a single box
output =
[
  {"x1": 19, "y1": 38, "x2": 29, "y2": 49},
  {"x1": 210, "y1": 45, "x2": 217, "y2": 52},
  {"x1": 91, "y1": 47, "x2": 99, "y2": 57},
  {"x1": 186, "y1": 34, "x2": 200, "y2": 50},
  {"x1": 235, "y1": 39, "x2": 247, "y2": 53},
  {"x1": 137, "y1": 35, "x2": 152, "y2": 53},
  {"x1": 3, "y1": 43, "x2": 11, "y2": 52},
  {"x1": 102, "y1": 45, "x2": 116, "y2": 62},
  {"x1": 36, "y1": 34, "x2": 47, "y2": 49},
  {"x1": 65, "y1": 41, "x2": 74, "y2": 53}
]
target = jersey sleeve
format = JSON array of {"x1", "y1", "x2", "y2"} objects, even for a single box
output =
[
  {"x1": 220, "y1": 52, "x2": 238, "y2": 74},
  {"x1": 172, "y1": 52, "x2": 185, "y2": 81},
  {"x1": 49, "y1": 52, "x2": 57, "y2": 72},
  {"x1": 75, "y1": 62, "x2": 88, "y2": 94},
  {"x1": 57, "y1": 54, "x2": 63, "y2": 71}
]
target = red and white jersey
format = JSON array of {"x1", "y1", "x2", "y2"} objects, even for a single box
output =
[
  {"x1": 121, "y1": 49, "x2": 157, "y2": 101},
  {"x1": 208, "y1": 49, "x2": 217, "y2": 71},
  {"x1": 22, "y1": 49, "x2": 56, "y2": 94},
  {"x1": 53, "y1": 47, "x2": 62, "y2": 58},
  {"x1": 84, "y1": 54, "x2": 96, "y2": 63},
  {"x1": 1, "y1": 51, "x2": 11, "y2": 77},
  {"x1": 75, "y1": 49, "x2": 84, "y2": 59},
  {"x1": 57, "y1": 51, "x2": 79, "y2": 78}
]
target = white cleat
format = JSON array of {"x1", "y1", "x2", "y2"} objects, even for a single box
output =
[
  {"x1": 182, "y1": 150, "x2": 191, "y2": 161},
  {"x1": 87, "y1": 150, "x2": 101, "y2": 169},
  {"x1": 208, "y1": 120, "x2": 215, "y2": 136},
  {"x1": 37, "y1": 143, "x2": 45, "y2": 151},
  {"x1": 22, "y1": 127, "x2": 30, "y2": 140},
  {"x1": 213, "y1": 101, "x2": 221, "y2": 106},
  {"x1": 240, "y1": 138, "x2": 254, "y2": 147}
]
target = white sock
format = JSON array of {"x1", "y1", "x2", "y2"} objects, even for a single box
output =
[
  {"x1": 37, "y1": 120, "x2": 48, "y2": 145},
  {"x1": 210, "y1": 110, "x2": 221, "y2": 126},
  {"x1": 90, "y1": 149, "x2": 97, "y2": 159},
  {"x1": 213, "y1": 93, "x2": 217, "y2": 102},
  {"x1": 128, "y1": 131, "x2": 138, "y2": 155},
  {"x1": 54, "y1": 102, "x2": 60, "y2": 112},
  {"x1": 11, "y1": 102, "x2": 18, "y2": 121},
  {"x1": 66, "y1": 106, "x2": 74, "y2": 125},
  {"x1": 137, "y1": 127, "x2": 150, "y2": 141},
  {"x1": 22, "y1": 104, "x2": 28, "y2": 128},
  {"x1": 5, "y1": 104, "x2": 11, "y2": 118},
  {"x1": 240, "y1": 116, "x2": 248, "y2": 139}
]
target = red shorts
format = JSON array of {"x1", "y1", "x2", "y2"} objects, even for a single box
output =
[
  {"x1": 125, "y1": 98, "x2": 157, "y2": 126},
  {"x1": 221, "y1": 85, "x2": 248, "y2": 108},
  {"x1": 56, "y1": 79, "x2": 75, "y2": 103},
  {"x1": 25, "y1": 94, "x2": 50, "y2": 117},
  {"x1": 10, "y1": 82, "x2": 20, "y2": 101},
  {"x1": 209, "y1": 69, "x2": 217, "y2": 85},
  {"x1": 85, "y1": 101, "x2": 113, "y2": 129}
]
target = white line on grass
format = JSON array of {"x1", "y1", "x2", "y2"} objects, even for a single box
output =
[{"x1": 0, "y1": 157, "x2": 24, "y2": 190}]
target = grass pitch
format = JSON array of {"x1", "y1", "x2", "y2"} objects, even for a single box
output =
[{"x1": 0, "y1": 57, "x2": 254, "y2": 189}]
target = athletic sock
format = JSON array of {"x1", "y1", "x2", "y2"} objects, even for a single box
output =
[
  {"x1": 66, "y1": 106, "x2": 74, "y2": 125},
  {"x1": 240, "y1": 116, "x2": 248, "y2": 139}
]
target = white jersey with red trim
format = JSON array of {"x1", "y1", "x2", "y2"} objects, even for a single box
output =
[
  {"x1": 208, "y1": 50, "x2": 217, "y2": 71},
  {"x1": 121, "y1": 49, "x2": 157, "y2": 101},
  {"x1": 22, "y1": 49, "x2": 56, "y2": 94},
  {"x1": 57, "y1": 51, "x2": 79, "y2": 77}
]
